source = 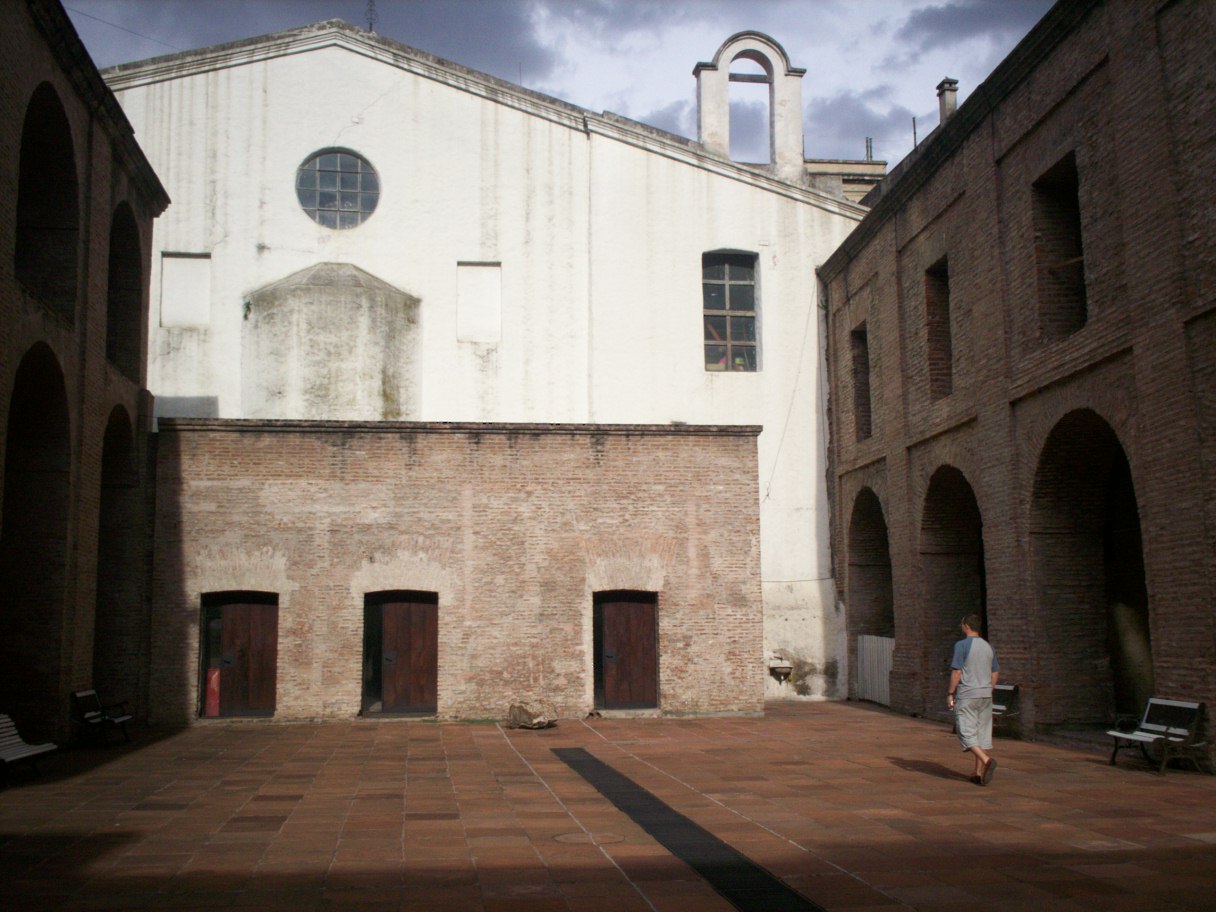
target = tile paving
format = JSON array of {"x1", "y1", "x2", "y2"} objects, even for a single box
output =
[{"x1": 2, "y1": 701, "x2": 1214, "y2": 911}]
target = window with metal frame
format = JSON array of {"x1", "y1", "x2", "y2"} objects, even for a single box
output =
[
  {"x1": 702, "y1": 252, "x2": 758, "y2": 371},
  {"x1": 296, "y1": 149, "x2": 380, "y2": 229}
]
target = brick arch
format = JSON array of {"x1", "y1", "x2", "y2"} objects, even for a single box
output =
[
  {"x1": 94, "y1": 406, "x2": 144, "y2": 712},
  {"x1": 1030, "y1": 408, "x2": 1150, "y2": 726},
  {"x1": 106, "y1": 203, "x2": 143, "y2": 381},
  {"x1": 919, "y1": 465, "x2": 986, "y2": 705},
  {"x1": 0, "y1": 343, "x2": 71, "y2": 735},
  {"x1": 847, "y1": 487, "x2": 894, "y2": 639},
  {"x1": 15, "y1": 82, "x2": 79, "y2": 322}
]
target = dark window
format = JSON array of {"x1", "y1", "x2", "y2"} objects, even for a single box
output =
[
  {"x1": 1033, "y1": 152, "x2": 1086, "y2": 341},
  {"x1": 106, "y1": 204, "x2": 142, "y2": 381},
  {"x1": 925, "y1": 256, "x2": 952, "y2": 399},
  {"x1": 296, "y1": 149, "x2": 379, "y2": 229},
  {"x1": 851, "y1": 322, "x2": 872, "y2": 441},
  {"x1": 703, "y1": 252, "x2": 758, "y2": 371}
]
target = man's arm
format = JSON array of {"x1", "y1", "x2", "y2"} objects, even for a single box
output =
[
  {"x1": 947, "y1": 668, "x2": 962, "y2": 706},
  {"x1": 991, "y1": 670, "x2": 999, "y2": 685}
]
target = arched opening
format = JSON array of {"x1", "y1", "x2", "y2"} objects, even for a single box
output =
[
  {"x1": 729, "y1": 53, "x2": 772, "y2": 164},
  {"x1": 920, "y1": 466, "x2": 986, "y2": 697},
  {"x1": 848, "y1": 488, "x2": 895, "y2": 704},
  {"x1": 1031, "y1": 410, "x2": 1151, "y2": 728},
  {"x1": 0, "y1": 344, "x2": 71, "y2": 734},
  {"x1": 106, "y1": 204, "x2": 143, "y2": 381},
  {"x1": 93, "y1": 407, "x2": 143, "y2": 710},
  {"x1": 15, "y1": 83, "x2": 79, "y2": 322}
]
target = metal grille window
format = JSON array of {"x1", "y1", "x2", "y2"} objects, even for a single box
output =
[
  {"x1": 296, "y1": 149, "x2": 379, "y2": 229},
  {"x1": 702, "y1": 252, "x2": 757, "y2": 371}
]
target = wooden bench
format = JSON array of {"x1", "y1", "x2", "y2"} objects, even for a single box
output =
[
  {"x1": 71, "y1": 690, "x2": 132, "y2": 746},
  {"x1": 0, "y1": 714, "x2": 56, "y2": 784},
  {"x1": 1107, "y1": 698, "x2": 1211, "y2": 774}
]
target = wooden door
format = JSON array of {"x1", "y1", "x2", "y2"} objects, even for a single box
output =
[
  {"x1": 600, "y1": 595, "x2": 658, "y2": 709},
  {"x1": 381, "y1": 598, "x2": 438, "y2": 712},
  {"x1": 218, "y1": 601, "x2": 278, "y2": 716}
]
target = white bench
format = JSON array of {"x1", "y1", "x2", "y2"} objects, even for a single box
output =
[
  {"x1": 1107, "y1": 698, "x2": 1210, "y2": 774},
  {"x1": 0, "y1": 713, "x2": 56, "y2": 784}
]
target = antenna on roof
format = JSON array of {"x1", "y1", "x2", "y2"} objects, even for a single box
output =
[{"x1": 365, "y1": 0, "x2": 378, "y2": 33}]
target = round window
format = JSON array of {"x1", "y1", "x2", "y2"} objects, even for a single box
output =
[{"x1": 296, "y1": 149, "x2": 379, "y2": 229}]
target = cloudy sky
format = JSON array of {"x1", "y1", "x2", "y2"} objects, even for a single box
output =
[{"x1": 65, "y1": 0, "x2": 1054, "y2": 165}]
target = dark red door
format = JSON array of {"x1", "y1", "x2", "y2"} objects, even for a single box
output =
[
  {"x1": 382, "y1": 598, "x2": 438, "y2": 712},
  {"x1": 218, "y1": 601, "x2": 278, "y2": 716},
  {"x1": 601, "y1": 596, "x2": 658, "y2": 709}
]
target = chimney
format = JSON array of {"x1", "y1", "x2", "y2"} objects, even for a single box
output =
[{"x1": 937, "y1": 77, "x2": 959, "y2": 125}]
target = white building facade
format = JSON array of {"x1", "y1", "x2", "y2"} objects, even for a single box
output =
[{"x1": 106, "y1": 22, "x2": 868, "y2": 707}]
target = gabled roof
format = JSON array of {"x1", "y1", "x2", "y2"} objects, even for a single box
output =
[
  {"x1": 247, "y1": 262, "x2": 415, "y2": 301},
  {"x1": 102, "y1": 19, "x2": 869, "y2": 220}
]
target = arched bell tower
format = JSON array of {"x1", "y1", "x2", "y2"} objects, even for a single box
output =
[{"x1": 694, "y1": 31, "x2": 806, "y2": 182}]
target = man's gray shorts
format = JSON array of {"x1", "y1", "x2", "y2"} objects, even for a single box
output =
[{"x1": 954, "y1": 697, "x2": 993, "y2": 751}]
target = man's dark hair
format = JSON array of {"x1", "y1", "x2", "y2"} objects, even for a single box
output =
[{"x1": 962, "y1": 613, "x2": 983, "y2": 634}]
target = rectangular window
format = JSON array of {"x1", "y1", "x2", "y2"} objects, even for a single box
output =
[
  {"x1": 702, "y1": 252, "x2": 758, "y2": 371},
  {"x1": 1033, "y1": 152, "x2": 1086, "y2": 341},
  {"x1": 851, "y1": 322, "x2": 872, "y2": 441},
  {"x1": 925, "y1": 255, "x2": 952, "y2": 399},
  {"x1": 160, "y1": 252, "x2": 211, "y2": 327},
  {"x1": 456, "y1": 261, "x2": 502, "y2": 343}
]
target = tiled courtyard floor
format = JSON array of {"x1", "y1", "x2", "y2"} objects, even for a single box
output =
[{"x1": 2, "y1": 701, "x2": 1214, "y2": 911}]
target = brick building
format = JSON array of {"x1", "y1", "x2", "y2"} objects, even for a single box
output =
[
  {"x1": 821, "y1": 0, "x2": 1216, "y2": 735},
  {"x1": 0, "y1": 0, "x2": 168, "y2": 738}
]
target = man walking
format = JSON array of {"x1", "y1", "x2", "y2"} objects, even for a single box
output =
[{"x1": 947, "y1": 613, "x2": 1000, "y2": 785}]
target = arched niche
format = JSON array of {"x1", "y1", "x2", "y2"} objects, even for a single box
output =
[
  {"x1": 16, "y1": 83, "x2": 79, "y2": 322},
  {"x1": 919, "y1": 466, "x2": 986, "y2": 696},
  {"x1": 848, "y1": 487, "x2": 894, "y2": 639},
  {"x1": 1030, "y1": 409, "x2": 1151, "y2": 727},
  {"x1": 93, "y1": 406, "x2": 145, "y2": 712},
  {"x1": 0, "y1": 344, "x2": 71, "y2": 735}
]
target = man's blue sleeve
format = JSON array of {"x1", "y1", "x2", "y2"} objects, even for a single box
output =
[{"x1": 950, "y1": 638, "x2": 970, "y2": 670}]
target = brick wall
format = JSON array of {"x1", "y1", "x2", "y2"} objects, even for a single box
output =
[
  {"x1": 151, "y1": 421, "x2": 764, "y2": 723},
  {"x1": 822, "y1": 0, "x2": 1216, "y2": 735}
]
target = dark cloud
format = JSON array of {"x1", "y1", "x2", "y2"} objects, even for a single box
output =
[
  {"x1": 895, "y1": 0, "x2": 1052, "y2": 54},
  {"x1": 67, "y1": 0, "x2": 560, "y2": 83},
  {"x1": 533, "y1": 0, "x2": 743, "y2": 42},
  {"x1": 805, "y1": 89, "x2": 922, "y2": 162}
]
